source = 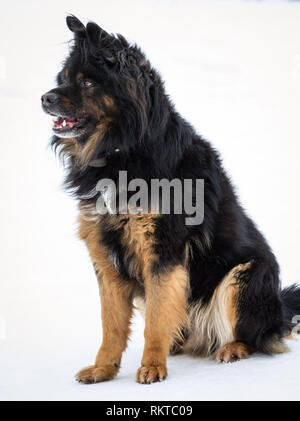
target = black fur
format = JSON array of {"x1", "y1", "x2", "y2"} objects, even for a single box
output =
[
  {"x1": 43, "y1": 15, "x2": 300, "y2": 353},
  {"x1": 281, "y1": 285, "x2": 300, "y2": 333}
]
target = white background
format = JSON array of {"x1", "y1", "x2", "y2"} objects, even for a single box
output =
[{"x1": 1, "y1": 0, "x2": 300, "y2": 401}]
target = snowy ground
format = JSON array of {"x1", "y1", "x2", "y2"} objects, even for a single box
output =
[{"x1": 1, "y1": 0, "x2": 300, "y2": 401}]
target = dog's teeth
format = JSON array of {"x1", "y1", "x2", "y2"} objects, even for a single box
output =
[{"x1": 62, "y1": 120, "x2": 67, "y2": 127}]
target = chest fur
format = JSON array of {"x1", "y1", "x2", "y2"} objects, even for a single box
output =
[{"x1": 78, "y1": 201, "x2": 157, "y2": 281}]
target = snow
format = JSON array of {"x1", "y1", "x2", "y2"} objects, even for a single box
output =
[{"x1": 1, "y1": 0, "x2": 300, "y2": 401}]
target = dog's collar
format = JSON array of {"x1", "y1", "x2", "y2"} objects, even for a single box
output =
[
  {"x1": 88, "y1": 156, "x2": 107, "y2": 168},
  {"x1": 88, "y1": 149, "x2": 120, "y2": 168}
]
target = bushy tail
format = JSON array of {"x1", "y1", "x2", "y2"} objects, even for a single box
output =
[{"x1": 281, "y1": 284, "x2": 300, "y2": 336}]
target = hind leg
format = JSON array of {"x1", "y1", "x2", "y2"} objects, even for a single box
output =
[
  {"x1": 215, "y1": 259, "x2": 287, "y2": 362},
  {"x1": 215, "y1": 263, "x2": 256, "y2": 362}
]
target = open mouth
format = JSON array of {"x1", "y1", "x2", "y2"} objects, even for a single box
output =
[{"x1": 52, "y1": 115, "x2": 88, "y2": 133}]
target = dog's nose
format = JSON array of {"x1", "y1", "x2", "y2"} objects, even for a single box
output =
[{"x1": 41, "y1": 92, "x2": 60, "y2": 105}]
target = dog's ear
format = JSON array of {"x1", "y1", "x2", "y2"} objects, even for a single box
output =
[
  {"x1": 86, "y1": 21, "x2": 122, "y2": 65},
  {"x1": 86, "y1": 22, "x2": 109, "y2": 44},
  {"x1": 66, "y1": 15, "x2": 86, "y2": 37}
]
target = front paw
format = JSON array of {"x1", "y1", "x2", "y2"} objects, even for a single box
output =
[
  {"x1": 75, "y1": 364, "x2": 118, "y2": 384},
  {"x1": 136, "y1": 365, "x2": 167, "y2": 384}
]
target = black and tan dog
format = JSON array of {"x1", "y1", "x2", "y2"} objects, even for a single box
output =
[{"x1": 42, "y1": 15, "x2": 300, "y2": 384}]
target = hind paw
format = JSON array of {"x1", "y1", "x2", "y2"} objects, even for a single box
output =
[{"x1": 216, "y1": 341, "x2": 254, "y2": 363}]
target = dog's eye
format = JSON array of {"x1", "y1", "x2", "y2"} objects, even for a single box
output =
[{"x1": 80, "y1": 79, "x2": 93, "y2": 88}]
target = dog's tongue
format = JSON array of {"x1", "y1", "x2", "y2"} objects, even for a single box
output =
[{"x1": 54, "y1": 117, "x2": 76, "y2": 128}]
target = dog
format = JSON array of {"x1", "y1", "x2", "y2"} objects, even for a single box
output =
[{"x1": 42, "y1": 15, "x2": 300, "y2": 384}]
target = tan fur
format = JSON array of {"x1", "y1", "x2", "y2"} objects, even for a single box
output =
[
  {"x1": 76, "y1": 215, "x2": 134, "y2": 384},
  {"x1": 184, "y1": 241, "x2": 194, "y2": 267},
  {"x1": 57, "y1": 137, "x2": 79, "y2": 161},
  {"x1": 137, "y1": 265, "x2": 189, "y2": 383},
  {"x1": 58, "y1": 118, "x2": 112, "y2": 167},
  {"x1": 77, "y1": 207, "x2": 262, "y2": 382},
  {"x1": 227, "y1": 277, "x2": 239, "y2": 331},
  {"x1": 104, "y1": 214, "x2": 159, "y2": 282},
  {"x1": 123, "y1": 214, "x2": 157, "y2": 279},
  {"x1": 76, "y1": 72, "x2": 83, "y2": 83},
  {"x1": 79, "y1": 121, "x2": 110, "y2": 167},
  {"x1": 79, "y1": 201, "x2": 100, "y2": 223},
  {"x1": 284, "y1": 333, "x2": 297, "y2": 340},
  {"x1": 78, "y1": 211, "x2": 190, "y2": 383},
  {"x1": 79, "y1": 212, "x2": 159, "y2": 283},
  {"x1": 56, "y1": 88, "x2": 115, "y2": 167},
  {"x1": 261, "y1": 338, "x2": 290, "y2": 354},
  {"x1": 184, "y1": 262, "x2": 252, "y2": 357},
  {"x1": 184, "y1": 236, "x2": 212, "y2": 266},
  {"x1": 103, "y1": 95, "x2": 115, "y2": 109},
  {"x1": 216, "y1": 341, "x2": 255, "y2": 363}
]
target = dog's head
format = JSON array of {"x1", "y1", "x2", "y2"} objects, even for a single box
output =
[{"x1": 42, "y1": 15, "x2": 158, "y2": 166}]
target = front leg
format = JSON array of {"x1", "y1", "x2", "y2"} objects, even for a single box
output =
[
  {"x1": 136, "y1": 265, "x2": 188, "y2": 384},
  {"x1": 76, "y1": 216, "x2": 134, "y2": 384},
  {"x1": 76, "y1": 267, "x2": 133, "y2": 384}
]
